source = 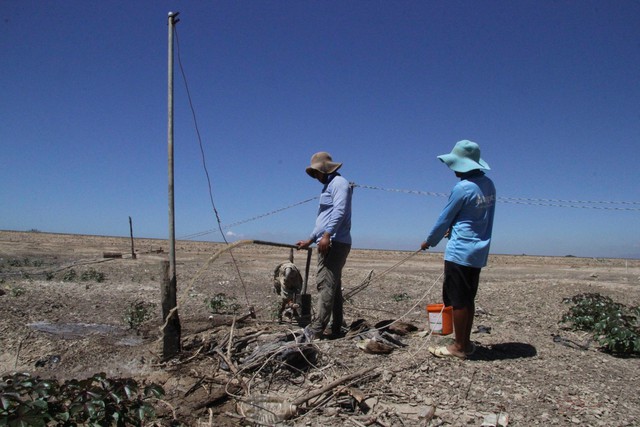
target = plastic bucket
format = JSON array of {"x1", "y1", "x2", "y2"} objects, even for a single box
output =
[{"x1": 426, "y1": 303, "x2": 453, "y2": 335}]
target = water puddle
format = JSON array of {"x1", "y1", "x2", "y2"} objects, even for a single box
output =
[{"x1": 28, "y1": 321, "x2": 123, "y2": 340}]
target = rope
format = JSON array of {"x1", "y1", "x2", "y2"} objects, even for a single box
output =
[{"x1": 344, "y1": 249, "x2": 422, "y2": 299}]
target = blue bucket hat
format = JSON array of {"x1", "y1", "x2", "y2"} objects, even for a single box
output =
[{"x1": 437, "y1": 140, "x2": 490, "y2": 173}]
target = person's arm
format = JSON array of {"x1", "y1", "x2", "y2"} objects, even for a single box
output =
[
  {"x1": 296, "y1": 238, "x2": 314, "y2": 249},
  {"x1": 422, "y1": 185, "x2": 465, "y2": 248}
]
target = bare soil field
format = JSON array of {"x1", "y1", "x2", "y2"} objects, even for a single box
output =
[{"x1": 1, "y1": 230, "x2": 639, "y2": 426}]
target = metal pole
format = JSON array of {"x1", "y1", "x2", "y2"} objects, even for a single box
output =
[
  {"x1": 163, "y1": 11, "x2": 181, "y2": 359},
  {"x1": 168, "y1": 11, "x2": 179, "y2": 285}
]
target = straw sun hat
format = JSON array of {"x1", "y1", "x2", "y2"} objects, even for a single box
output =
[
  {"x1": 437, "y1": 140, "x2": 490, "y2": 173},
  {"x1": 305, "y1": 152, "x2": 343, "y2": 178}
]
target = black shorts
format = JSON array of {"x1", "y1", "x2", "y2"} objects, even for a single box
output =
[{"x1": 443, "y1": 260, "x2": 481, "y2": 309}]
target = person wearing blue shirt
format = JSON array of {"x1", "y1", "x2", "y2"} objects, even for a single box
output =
[
  {"x1": 421, "y1": 140, "x2": 496, "y2": 359},
  {"x1": 297, "y1": 152, "x2": 353, "y2": 341}
]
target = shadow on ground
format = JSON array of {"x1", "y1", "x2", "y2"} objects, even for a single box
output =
[{"x1": 469, "y1": 342, "x2": 537, "y2": 361}]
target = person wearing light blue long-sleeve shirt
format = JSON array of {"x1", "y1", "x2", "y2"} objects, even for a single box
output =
[
  {"x1": 309, "y1": 173, "x2": 352, "y2": 246},
  {"x1": 425, "y1": 170, "x2": 495, "y2": 268},
  {"x1": 421, "y1": 140, "x2": 496, "y2": 359},
  {"x1": 297, "y1": 152, "x2": 352, "y2": 341}
]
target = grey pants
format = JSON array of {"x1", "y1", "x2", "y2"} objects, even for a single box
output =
[{"x1": 308, "y1": 241, "x2": 351, "y2": 335}]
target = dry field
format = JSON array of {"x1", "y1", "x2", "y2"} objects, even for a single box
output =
[{"x1": 1, "y1": 230, "x2": 639, "y2": 426}]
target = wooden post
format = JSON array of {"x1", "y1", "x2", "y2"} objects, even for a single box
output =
[
  {"x1": 129, "y1": 216, "x2": 137, "y2": 260},
  {"x1": 161, "y1": 260, "x2": 181, "y2": 359}
]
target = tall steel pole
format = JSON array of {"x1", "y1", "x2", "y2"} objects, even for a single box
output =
[
  {"x1": 163, "y1": 11, "x2": 181, "y2": 359},
  {"x1": 167, "y1": 11, "x2": 179, "y2": 286}
]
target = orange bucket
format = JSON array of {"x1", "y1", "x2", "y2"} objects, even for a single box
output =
[{"x1": 426, "y1": 303, "x2": 453, "y2": 335}]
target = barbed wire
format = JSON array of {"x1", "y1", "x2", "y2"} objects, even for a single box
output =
[
  {"x1": 179, "y1": 182, "x2": 639, "y2": 241},
  {"x1": 498, "y1": 196, "x2": 640, "y2": 205},
  {"x1": 178, "y1": 196, "x2": 319, "y2": 240},
  {"x1": 352, "y1": 183, "x2": 640, "y2": 211}
]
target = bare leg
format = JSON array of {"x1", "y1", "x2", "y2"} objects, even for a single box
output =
[
  {"x1": 465, "y1": 302, "x2": 475, "y2": 352},
  {"x1": 447, "y1": 304, "x2": 474, "y2": 357}
]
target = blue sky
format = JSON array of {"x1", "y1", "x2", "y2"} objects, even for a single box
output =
[{"x1": 2, "y1": 1, "x2": 639, "y2": 259}]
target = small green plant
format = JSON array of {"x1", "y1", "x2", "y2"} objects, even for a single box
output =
[
  {"x1": 10, "y1": 286, "x2": 25, "y2": 297},
  {"x1": 561, "y1": 293, "x2": 640, "y2": 356},
  {"x1": 45, "y1": 272, "x2": 55, "y2": 281},
  {"x1": 0, "y1": 372, "x2": 164, "y2": 426},
  {"x1": 207, "y1": 292, "x2": 241, "y2": 315},
  {"x1": 8, "y1": 258, "x2": 22, "y2": 267},
  {"x1": 80, "y1": 268, "x2": 105, "y2": 283},
  {"x1": 392, "y1": 292, "x2": 411, "y2": 302},
  {"x1": 123, "y1": 301, "x2": 156, "y2": 331},
  {"x1": 62, "y1": 268, "x2": 77, "y2": 282},
  {"x1": 270, "y1": 300, "x2": 283, "y2": 320}
]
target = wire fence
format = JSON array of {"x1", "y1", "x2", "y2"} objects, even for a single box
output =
[{"x1": 179, "y1": 182, "x2": 640, "y2": 240}]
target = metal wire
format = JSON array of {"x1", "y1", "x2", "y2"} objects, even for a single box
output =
[
  {"x1": 174, "y1": 26, "x2": 251, "y2": 307},
  {"x1": 352, "y1": 183, "x2": 640, "y2": 211}
]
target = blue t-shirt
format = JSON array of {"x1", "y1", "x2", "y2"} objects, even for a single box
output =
[
  {"x1": 310, "y1": 173, "x2": 353, "y2": 245},
  {"x1": 426, "y1": 171, "x2": 496, "y2": 268}
]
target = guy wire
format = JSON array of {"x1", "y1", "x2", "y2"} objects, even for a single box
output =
[{"x1": 174, "y1": 26, "x2": 251, "y2": 307}]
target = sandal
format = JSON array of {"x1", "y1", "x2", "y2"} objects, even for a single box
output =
[{"x1": 428, "y1": 345, "x2": 466, "y2": 360}]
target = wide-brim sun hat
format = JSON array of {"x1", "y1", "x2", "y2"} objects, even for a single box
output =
[
  {"x1": 437, "y1": 140, "x2": 490, "y2": 173},
  {"x1": 305, "y1": 152, "x2": 343, "y2": 177}
]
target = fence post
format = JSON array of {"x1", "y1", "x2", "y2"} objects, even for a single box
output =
[{"x1": 161, "y1": 260, "x2": 181, "y2": 359}]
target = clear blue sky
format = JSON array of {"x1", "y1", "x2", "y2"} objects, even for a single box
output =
[{"x1": 2, "y1": 1, "x2": 639, "y2": 259}]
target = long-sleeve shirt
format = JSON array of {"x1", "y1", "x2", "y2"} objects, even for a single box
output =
[
  {"x1": 426, "y1": 171, "x2": 496, "y2": 268},
  {"x1": 310, "y1": 173, "x2": 353, "y2": 245}
]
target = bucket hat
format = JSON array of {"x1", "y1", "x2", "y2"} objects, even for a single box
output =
[
  {"x1": 305, "y1": 152, "x2": 343, "y2": 177},
  {"x1": 437, "y1": 140, "x2": 490, "y2": 173}
]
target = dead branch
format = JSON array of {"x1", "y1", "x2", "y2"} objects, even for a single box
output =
[
  {"x1": 226, "y1": 317, "x2": 236, "y2": 360},
  {"x1": 292, "y1": 366, "x2": 377, "y2": 407},
  {"x1": 192, "y1": 383, "x2": 243, "y2": 411},
  {"x1": 14, "y1": 331, "x2": 32, "y2": 369}
]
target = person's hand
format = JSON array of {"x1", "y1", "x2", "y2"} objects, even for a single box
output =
[
  {"x1": 444, "y1": 229, "x2": 451, "y2": 239},
  {"x1": 296, "y1": 239, "x2": 313, "y2": 250},
  {"x1": 420, "y1": 241, "x2": 430, "y2": 251},
  {"x1": 317, "y1": 233, "x2": 331, "y2": 254}
]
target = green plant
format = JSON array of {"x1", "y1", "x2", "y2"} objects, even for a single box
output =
[
  {"x1": 562, "y1": 293, "x2": 640, "y2": 356},
  {"x1": 10, "y1": 286, "x2": 25, "y2": 297},
  {"x1": 123, "y1": 301, "x2": 156, "y2": 331},
  {"x1": 207, "y1": 292, "x2": 241, "y2": 315},
  {"x1": 8, "y1": 258, "x2": 22, "y2": 267},
  {"x1": 270, "y1": 300, "x2": 283, "y2": 320},
  {"x1": 0, "y1": 372, "x2": 164, "y2": 426},
  {"x1": 392, "y1": 292, "x2": 411, "y2": 302},
  {"x1": 62, "y1": 269, "x2": 77, "y2": 282},
  {"x1": 80, "y1": 268, "x2": 105, "y2": 283}
]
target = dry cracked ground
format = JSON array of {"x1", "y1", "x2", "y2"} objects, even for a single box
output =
[{"x1": 1, "y1": 230, "x2": 639, "y2": 426}]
